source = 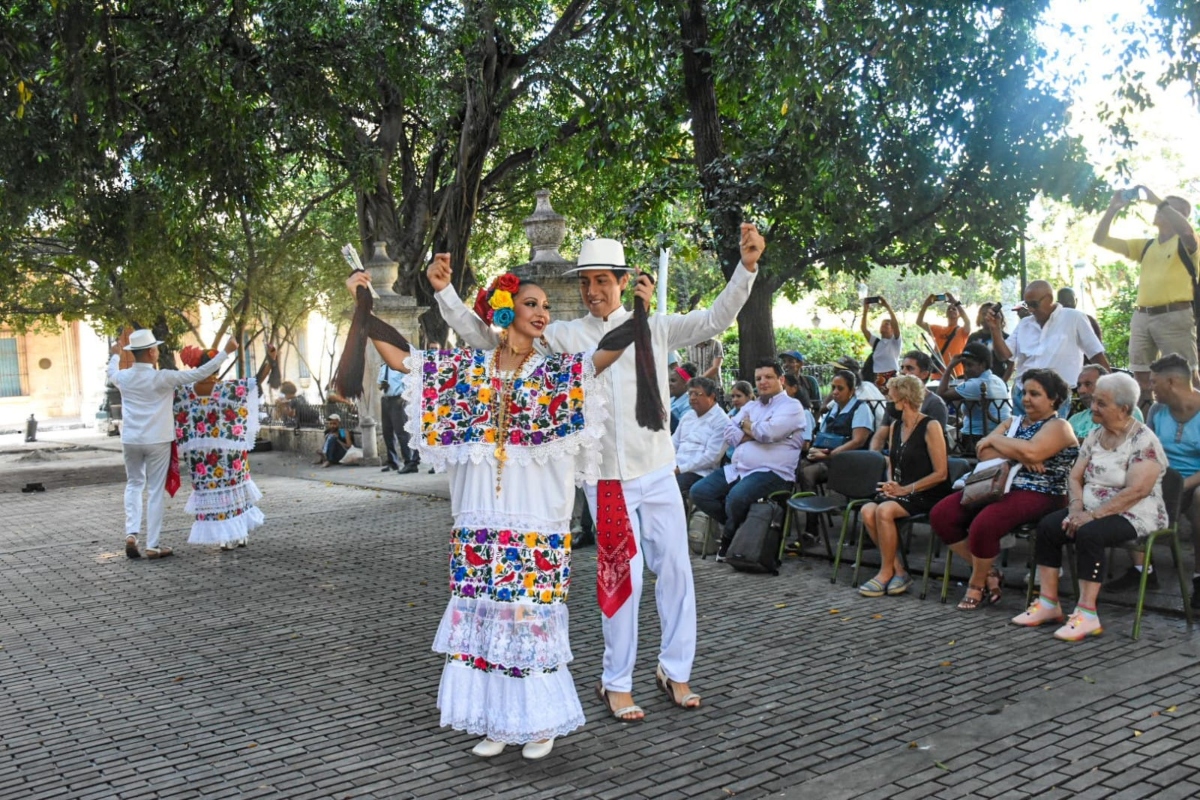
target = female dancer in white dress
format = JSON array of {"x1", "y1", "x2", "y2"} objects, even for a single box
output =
[{"x1": 343, "y1": 256, "x2": 651, "y2": 760}]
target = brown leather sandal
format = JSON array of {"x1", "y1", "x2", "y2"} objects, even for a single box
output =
[
  {"x1": 957, "y1": 585, "x2": 986, "y2": 611},
  {"x1": 985, "y1": 567, "x2": 1003, "y2": 605}
]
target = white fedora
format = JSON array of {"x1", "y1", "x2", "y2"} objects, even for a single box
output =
[
  {"x1": 123, "y1": 329, "x2": 164, "y2": 351},
  {"x1": 563, "y1": 238, "x2": 636, "y2": 276}
]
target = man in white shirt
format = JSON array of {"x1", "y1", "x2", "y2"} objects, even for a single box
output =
[
  {"x1": 673, "y1": 377, "x2": 730, "y2": 501},
  {"x1": 107, "y1": 330, "x2": 237, "y2": 559},
  {"x1": 690, "y1": 361, "x2": 805, "y2": 561},
  {"x1": 433, "y1": 223, "x2": 764, "y2": 720},
  {"x1": 988, "y1": 280, "x2": 1110, "y2": 415}
]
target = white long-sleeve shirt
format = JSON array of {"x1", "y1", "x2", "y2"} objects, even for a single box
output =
[
  {"x1": 436, "y1": 263, "x2": 757, "y2": 480},
  {"x1": 107, "y1": 352, "x2": 229, "y2": 444},
  {"x1": 672, "y1": 405, "x2": 730, "y2": 476}
]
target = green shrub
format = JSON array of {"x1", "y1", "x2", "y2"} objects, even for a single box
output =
[
  {"x1": 1096, "y1": 283, "x2": 1137, "y2": 369},
  {"x1": 720, "y1": 326, "x2": 872, "y2": 385}
]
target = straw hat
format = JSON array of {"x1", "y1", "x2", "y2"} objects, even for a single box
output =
[{"x1": 123, "y1": 329, "x2": 164, "y2": 351}]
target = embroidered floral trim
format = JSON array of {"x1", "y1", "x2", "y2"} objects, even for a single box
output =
[
  {"x1": 402, "y1": 348, "x2": 606, "y2": 484},
  {"x1": 174, "y1": 378, "x2": 260, "y2": 453},
  {"x1": 448, "y1": 526, "x2": 571, "y2": 604},
  {"x1": 184, "y1": 478, "x2": 263, "y2": 515},
  {"x1": 451, "y1": 509, "x2": 572, "y2": 534},
  {"x1": 447, "y1": 653, "x2": 559, "y2": 678}
]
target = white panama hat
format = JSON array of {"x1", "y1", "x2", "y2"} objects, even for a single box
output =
[
  {"x1": 562, "y1": 238, "x2": 636, "y2": 276},
  {"x1": 123, "y1": 329, "x2": 164, "y2": 351}
]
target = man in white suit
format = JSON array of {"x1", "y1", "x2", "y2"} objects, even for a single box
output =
[
  {"x1": 108, "y1": 330, "x2": 237, "y2": 559},
  {"x1": 430, "y1": 224, "x2": 764, "y2": 720}
]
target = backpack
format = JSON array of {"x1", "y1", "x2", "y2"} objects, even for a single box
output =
[
  {"x1": 725, "y1": 500, "x2": 785, "y2": 575},
  {"x1": 687, "y1": 510, "x2": 721, "y2": 556},
  {"x1": 861, "y1": 338, "x2": 880, "y2": 385}
]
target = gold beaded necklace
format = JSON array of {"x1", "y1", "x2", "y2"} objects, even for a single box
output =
[{"x1": 491, "y1": 342, "x2": 535, "y2": 495}]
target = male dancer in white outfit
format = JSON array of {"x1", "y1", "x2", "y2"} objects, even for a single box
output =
[
  {"x1": 432, "y1": 223, "x2": 763, "y2": 719},
  {"x1": 107, "y1": 330, "x2": 237, "y2": 559}
]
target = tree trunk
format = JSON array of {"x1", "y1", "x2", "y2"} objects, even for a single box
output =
[{"x1": 677, "y1": 0, "x2": 772, "y2": 375}]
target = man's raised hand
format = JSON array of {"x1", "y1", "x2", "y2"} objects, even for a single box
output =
[
  {"x1": 426, "y1": 253, "x2": 452, "y2": 292},
  {"x1": 223, "y1": 337, "x2": 240, "y2": 354},
  {"x1": 740, "y1": 223, "x2": 765, "y2": 271},
  {"x1": 346, "y1": 270, "x2": 373, "y2": 298}
]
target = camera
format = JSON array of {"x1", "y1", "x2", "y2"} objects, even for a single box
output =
[
  {"x1": 1119, "y1": 187, "x2": 1142, "y2": 203},
  {"x1": 863, "y1": 295, "x2": 882, "y2": 304}
]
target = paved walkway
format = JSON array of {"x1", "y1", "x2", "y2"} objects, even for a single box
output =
[{"x1": 1, "y1": 435, "x2": 1199, "y2": 799}]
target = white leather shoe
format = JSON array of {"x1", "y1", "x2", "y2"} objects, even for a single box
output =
[
  {"x1": 471, "y1": 739, "x2": 506, "y2": 757},
  {"x1": 522, "y1": 739, "x2": 554, "y2": 760}
]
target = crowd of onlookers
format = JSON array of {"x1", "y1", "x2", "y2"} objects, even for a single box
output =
[{"x1": 671, "y1": 185, "x2": 1199, "y2": 641}]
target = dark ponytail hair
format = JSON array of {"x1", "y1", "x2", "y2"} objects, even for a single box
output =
[{"x1": 630, "y1": 272, "x2": 665, "y2": 430}]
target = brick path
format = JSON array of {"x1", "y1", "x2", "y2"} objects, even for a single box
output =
[{"x1": 2, "y1": 452, "x2": 1199, "y2": 799}]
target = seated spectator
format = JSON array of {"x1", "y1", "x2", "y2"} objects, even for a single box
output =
[
  {"x1": 783, "y1": 373, "x2": 812, "y2": 408},
  {"x1": 1109, "y1": 354, "x2": 1196, "y2": 596},
  {"x1": 801, "y1": 369, "x2": 875, "y2": 490},
  {"x1": 828, "y1": 356, "x2": 886, "y2": 428},
  {"x1": 967, "y1": 303, "x2": 1013, "y2": 379},
  {"x1": 1070, "y1": 364, "x2": 1143, "y2": 443},
  {"x1": 779, "y1": 349, "x2": 821, "y2": 409},
  {"x1": 1013, "y1": 373, "x2": 1168, "y2": 640},
  {"x1": 278, "y1": 381, "x2": 320, "y2": 427},
  {"x1": 858, "y1": 375, "x2": 952, "y2": 597},
  {"x1": 860, "y1": 295, "x2": 902, "y2": 388},
  {"x1": 937, "y1": 342, "x2": 1011, "y2": 449},
  {"x1": 726, "y1": 379, "x2": 755, "y2": 460},
  {"x1": 870, "y1": 350, "x2": 948, "y2": 451},
  {"x1": 930, "y1": 369, "x2": 1078, "y2": 610},
  {"x1": 668, "y1": 362, "x2": 697, "y2": 433},
  {"x1": 316, "y1": 413, "x2": 353, "y2": 467},
  {"x1": 673, "y1": 377, "x2": 731, "y2": 501},
  {"x1": 690, "y1": 360, "x2": 806, "y2": 563}
]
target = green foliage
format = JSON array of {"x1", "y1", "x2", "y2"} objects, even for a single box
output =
[{"x1": 1097, "y1": 282, "x2": 1139, "y2": 369}]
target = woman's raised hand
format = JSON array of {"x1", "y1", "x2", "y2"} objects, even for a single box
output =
[{"x1": 426, "y1": 253, "x2": 452, "y2": 292}]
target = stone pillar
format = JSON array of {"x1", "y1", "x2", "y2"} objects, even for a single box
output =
[
  {"x1": 358, "y1": 242, "x2": 427, "y2": 465},
  {"x1": 513, "y1": 190, "x2": 588, "y2": 322}
]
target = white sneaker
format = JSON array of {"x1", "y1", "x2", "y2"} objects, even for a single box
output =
[
  {"x1": 522, "y1": 739, "x2": 554, "y2": 760},
  {"x1": 471, "y1": 739, "x2": 506, "y2": 758}
]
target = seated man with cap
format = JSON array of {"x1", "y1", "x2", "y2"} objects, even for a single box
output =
[
  {"x1": 779, "y1": 349, "x2": 820, "y2": 410},
  {"x1": 937, "y1": 341, "x2": 1011, "y2": 450},
  {"x1": 107, "y1": 329, "x2": 238, "y2": 559},
  {"x1": 317, "y1": 413, "x2": 353, "y2": 467}
]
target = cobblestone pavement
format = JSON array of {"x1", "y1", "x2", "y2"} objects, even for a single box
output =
[{"x1": 2, "y1": 453, "x2": 1199, "y2": 800}]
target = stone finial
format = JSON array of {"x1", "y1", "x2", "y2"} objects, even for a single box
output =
[
  {"x1": 522, "y1": 190, "x2": 566, "y2": 263},
  {"x1": 364, "y1": 241, "x2": 398, "y2": 296}
]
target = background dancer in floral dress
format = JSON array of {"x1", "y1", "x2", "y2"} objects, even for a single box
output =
[{"x1": 173, "y1": 345, "x2": 276, "y2": 551}]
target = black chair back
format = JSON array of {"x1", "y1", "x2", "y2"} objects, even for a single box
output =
[
  {"x1": 826, "y1": 450, "x2": 887, "y2": 500},
  {"x1": 1162, "y1": 468, "x2": 1184, "y2": 527},
  {"x1": 947, "y1": 457, "x2": 972, "y2": 486}
]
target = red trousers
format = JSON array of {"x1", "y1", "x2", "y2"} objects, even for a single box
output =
[{"x1": 930, "y1": 489, "x2": 1066, "y2": 559}]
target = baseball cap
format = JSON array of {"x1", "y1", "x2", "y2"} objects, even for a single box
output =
[
  {"x1": 778, "y1": 350, "x2": 804, "y2": 362},
  {"x1": 833, "y1": 356, "x2": 861, "y2": 372},
  {"x1": 327, "y1": 413, "x2": 341, "y2": 421},
  {"x1": 961, "y1": 342, "x2": 992, "y2": 364}
]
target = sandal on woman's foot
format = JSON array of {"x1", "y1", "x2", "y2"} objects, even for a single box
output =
[
  {"x1": 985, "y1": 567, "x2": 1003, "y2": 605},
  {"x1": 655, "y1": 665, "x2": 701, "y2": 709},
  {"x1": 957, "y1": 585, "x2": 986, "y2": 611},
  {"x1": 595, "y1": 682, "x2": 644, "y2": 722}
]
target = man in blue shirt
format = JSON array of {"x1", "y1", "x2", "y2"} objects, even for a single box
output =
[
  {"x1": 1110, "y1": 354, "x2": 1200, "y2": 600},
  {"x1": 379, "y1": 363, "x2": 418, "y2": 473},
  {"x1": 937, "y1": 342, "x2": 1010, "y2": 448}
]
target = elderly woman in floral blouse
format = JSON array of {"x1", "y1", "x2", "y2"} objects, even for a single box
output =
[{"x1": 1013, "y1": 372, "x2": 1169, "y2": 641}]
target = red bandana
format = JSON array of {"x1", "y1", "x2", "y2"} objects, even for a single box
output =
[
  {"x1": 595, "y1": 480, "x2": 637, "y2": 617},
  {"x1": 165, "y1": 441, "x2": 181, "y2": 498}
]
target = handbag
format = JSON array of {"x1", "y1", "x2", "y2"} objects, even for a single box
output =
[
  {"x1": 959, "y1": 417, "x2": 1022, "y2": 509},
  {"x1": 812, "y1": 431, "x2": 850, "y2": 450},
  {"x1": 959, "y1": 460, "x2": 1012, "y2": 509}
]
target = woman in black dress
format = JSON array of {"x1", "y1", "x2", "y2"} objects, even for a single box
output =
[{"x1": 858, "y1": 374, "x2": 952, "y2": 597}]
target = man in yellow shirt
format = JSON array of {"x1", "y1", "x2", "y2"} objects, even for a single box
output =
[{"x1": 1093, "y1": 186, "x2": 1199, "y2": 397}]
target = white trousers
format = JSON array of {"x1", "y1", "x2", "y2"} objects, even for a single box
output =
[
  {"x1": 122, "y1": 442, "x2": 172, "y2": 549},
  {"x1": 585, "y1": 464, "x2": 697, "y2": 693}
]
